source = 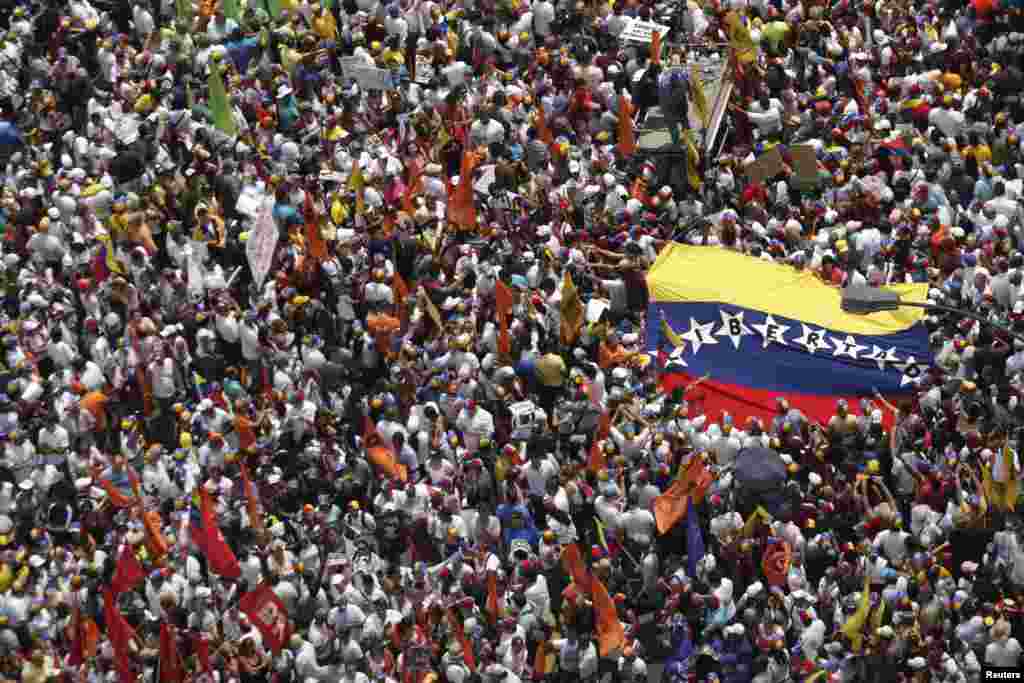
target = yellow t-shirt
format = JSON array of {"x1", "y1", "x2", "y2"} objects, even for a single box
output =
[{"x1": 535, "y1": 353, "x2": 566, "y2": 387}]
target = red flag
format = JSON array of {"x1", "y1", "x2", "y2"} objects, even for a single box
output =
[
  {"x1": 197, "y1": 487, "x2": 241, "y2": 578},
  {"x1": 239, "y1": 583, "x2": 293, "y2": 655},
  {"x1": 192, "y1": 633, "x2": 212, "y2": 673},
  {"x1": 617, "y1": 95, "x2": 636, "y2": 157},
  {"x1": 587, "y1": 411, "x2": 612, "y2": 474},
  {"x1": 104, "y1": 588, "x2": 139, "y2": 683},
  {"x1": 68, "y1": 602, "x2": 85, "y2": 667},
  {"x1": 111, "y1": 546, "x2": 146, "y2": 596},
  {"x1": 159, "y1": 623, "x2": 185, "y2": 683}
]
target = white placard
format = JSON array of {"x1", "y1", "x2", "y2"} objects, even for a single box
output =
[
  {"x1": 474, "y1": 164, "x2": 496, "y2": 194},
  {"x1": 246, "y1": 198, "x2": 279, "y2": 289},
  {"x1": 187, "y1": 241, "x2": 206, "y2": 298},
  {"x1": 236, "y1": 186, "x2": 267, "y2": 219},
  {"x1": 619, "y1": 19, "x2": 670, "y2": 45},
  {"x1": 442, "y1": 63, "x2": 467, "y2": 87}
]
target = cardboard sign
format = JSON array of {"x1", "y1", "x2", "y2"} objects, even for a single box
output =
[
  {"x1": 620, "y1": 19, "x2": 670, "y2": 45},
  {"x1": 415, "y1": 56, "x2": 435, "y2": 85},
  {"x1": 348, "y1": 65, "x2": 394, "y2": 90},
  {"x1": 339, "y1": 56, "x2": 365, "y2": 77},
  {"x1": 789, "y1": 144, "x2": 819, "y2": 190},
  {"x1": 743, "y1": 146, "x2": 784, "y2": 185}
]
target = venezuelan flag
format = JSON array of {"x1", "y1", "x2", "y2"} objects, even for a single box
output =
[{"x1": 647, "y1": 245, "x2": 933, "y2": 426}]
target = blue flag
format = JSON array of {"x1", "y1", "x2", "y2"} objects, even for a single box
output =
[{"x1": 686, "y1": 498, "x2": 705, "y2": 579}]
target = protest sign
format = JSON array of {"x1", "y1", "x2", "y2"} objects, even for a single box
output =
[{"x1": 743, "y1": 146, "x2": 784, "y2": 185}]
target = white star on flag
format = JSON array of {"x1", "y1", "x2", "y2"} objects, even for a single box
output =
[
  {"x1": 665, "y1": 345, "x2": 688, "y2": 368},
  {"x1": 831, "y1": 334, "x2": 866, "y2": 360},
  {"x1": 752, "y1": 314, "x2": 790, "y2": 349},
  {"x1": 792, "y1": 324, "x2": 832, "y2": 355},
  {"x1": 898, "y1": 357, "x2": 924, "y2": 387},
  {"x1": 715, "y1": 309, "x2": 754, "y2": 350},
  {"x1": 681, "y1": 318, "x2": 718, "y2": 355},
  {"x1": 864, "y1": 345, "x2": 902, "y2": 371}
]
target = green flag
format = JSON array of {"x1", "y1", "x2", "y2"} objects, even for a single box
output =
[
  {"x1": 223, "y1": 0, "x2": 241, "y2": 21},
  {"x1": 207, "y1": 66, "x2": 238, "y2": 137},
  {"x1": 176, "y1": 0, "x2": 193, "y2": 23}
]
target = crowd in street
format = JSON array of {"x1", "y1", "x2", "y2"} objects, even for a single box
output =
[{"x1": 1, "y1": 0, "x2": 1024, "y2": 681}]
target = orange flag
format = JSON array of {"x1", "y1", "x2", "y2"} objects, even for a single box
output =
[
  {"x1": 403, "y1": 169, "x2": 423, "y2": 216},
  {"x1": 449, "y1": 149, "x2": 479, "y2": 231},
  {"x1": 239, "y1": 461, "x2": 265, "y2": 534},
  {"x1": 591, "y1": 574, "x2": 626, "y2": 657},
  {"x1": 393, "y1": 272, "x2": 411, "y2": 326},
  {"x1": 763, "y1": 539, "x2": 793, "y2": 586},
  {"x1": 653, "y1": 458, "x2": 714, "y2": 534},
  {"x1": 303, "y1": 191, "x2": 328, "y2": 263},
  {"x1": 447, "y1": 608, "x2": 477, "y2": 671},
  {"x1": 617, "y1": 95, "x2": 636, "y2": 157},
  {"x1": 364, "y1": 417, "x2": 409, "y2": 482},
  {"x1": 650, "y1": 31, "x2": 662, "y2": 65},
  {"x1": 486, "y1": 571, "x2": 500, "y2": 625},
  {"x1": 495, "y1": 280, "x2": 514, "y2": 356},
  {"x1": 587, "y1": 411, "x2": 612, "y2": 473},
  {"x1": 142, "y1": 509, "x2": 170, "y2": 561},
  {"x1": 99, "y1": 478, "x2": 137, "y2": 509},
  {"x1": 536, "y1": 101, "x2": 554, "y2": 146},
  {"x1": 560, "y1": 543, "x2": 593, "y2": 591}
]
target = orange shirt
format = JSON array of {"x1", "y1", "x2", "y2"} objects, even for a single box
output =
[
  {"x1": 599, "y1": 342, "x2": 630, "y2": 369},
  {"x1": 80, "y1": 391, "x2": 109, "y2": 430},
  {"x1": 367, "y1": 312, "x2": 401, "y2": 354},
  {"x1": 235, "y1": 415, "x2": 257, "y2": 452}
]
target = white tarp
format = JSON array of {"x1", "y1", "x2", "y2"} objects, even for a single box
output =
[{"x1": 246, "y1": 198, "x2": 278, "y2": 289}]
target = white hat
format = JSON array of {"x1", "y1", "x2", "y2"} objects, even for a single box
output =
[{"x1": 724, "y1": 623, "x2": 746, "y2": 637}]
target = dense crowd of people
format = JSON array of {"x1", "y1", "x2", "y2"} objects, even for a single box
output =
[{"x1": 1, "y1": 0, "x2": 1024, "y2": 681}]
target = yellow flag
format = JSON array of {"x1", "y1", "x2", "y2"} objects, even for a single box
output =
[
  {"x1": 725, "y1": 11, "x2": 758, "y2": 65},
  {"x1": 689, "y1": 64, "x2": 710, "y2": 129},
  {"x1": 559, "y1": 271, "x2": 585, "y2": 346},
  {"x1": 661, "y1": 316, "x2": 685, "y2": 349},
  {"x1": 348, "y1": 161, "x2": 365, "y2": 215},
  {"x1": 684, "y1": 131, "x2": 702, "y2": 191},
  {"x1": 1005, "y1": 444, "x2": 1019, "y2": 512},
  {"x1": 740, "y1": 506, "x2": 771, "y2": 538},
  {"x1": 840, "y1": 573, "x2": 872, "y2": 652}
]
